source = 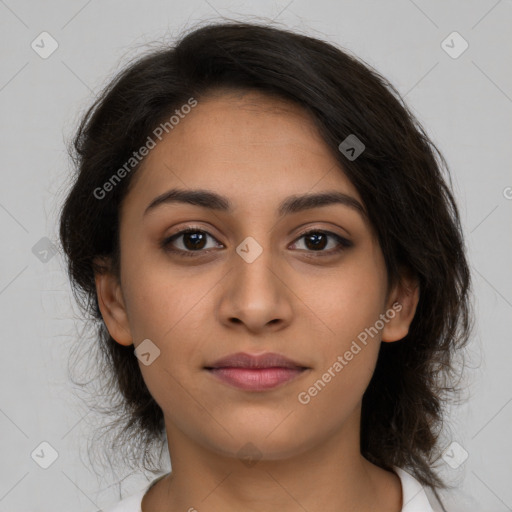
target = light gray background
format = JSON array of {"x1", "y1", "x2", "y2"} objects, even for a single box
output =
[{"x1": 1, "y1": 1, "x2": 511, "y2": 511}]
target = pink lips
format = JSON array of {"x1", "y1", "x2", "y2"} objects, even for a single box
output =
[{"x1": 204, "y1": 352, "x2": 309, "y2": 391}]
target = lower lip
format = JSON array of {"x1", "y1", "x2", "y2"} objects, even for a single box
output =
[{"x1": 206, "y1": 367, "x2": 307, "y2": 391}]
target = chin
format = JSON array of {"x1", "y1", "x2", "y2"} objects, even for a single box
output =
[{"x1": 202, "y1": 427, "x2": 316, "y2": 463}]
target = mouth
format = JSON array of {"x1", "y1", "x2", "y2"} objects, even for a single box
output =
[{"x1": 204, "y1": 352, "x2": 310, "y2": 391}]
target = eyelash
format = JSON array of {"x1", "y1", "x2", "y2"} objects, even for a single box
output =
[{"x1": 160, "y1": 225, "x2": 353, "y2": 258}]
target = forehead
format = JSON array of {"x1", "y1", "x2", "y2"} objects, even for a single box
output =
[{"x1": 123, "y1": 91, "x2": 364, "y2": 217}]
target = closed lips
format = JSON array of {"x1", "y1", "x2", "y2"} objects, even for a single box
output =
[{"x1": 204, "y1": 352, "x2": 309, "y2": 370}]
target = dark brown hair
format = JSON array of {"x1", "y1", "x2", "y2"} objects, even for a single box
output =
[{"x1": 59, "y1": 21, "x2": 473, "y2": 508}]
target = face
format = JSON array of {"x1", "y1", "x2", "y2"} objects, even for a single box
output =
[{"x1": 95, "y1": 90, "x2": 418, "y2": 462}]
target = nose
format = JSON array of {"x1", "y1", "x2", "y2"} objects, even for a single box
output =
[{"x1": 216, "y1": 239, "x2": 293, "y2": 334}]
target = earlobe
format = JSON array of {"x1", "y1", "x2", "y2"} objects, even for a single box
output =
[
  {"x1": 381, "y1": 271, "x2": 420, "y2": 343},
  {"x1": 93, "y1": 256, "x2": 133, "y2": 346}
]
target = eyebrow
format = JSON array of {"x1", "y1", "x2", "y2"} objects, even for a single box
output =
[{"x1": 143, "y1": 188, "x2": 367, "y2": 221}]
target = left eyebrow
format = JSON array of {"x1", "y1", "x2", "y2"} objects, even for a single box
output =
[{"x1": 143, "y1": 187, "x2": 368, "y2": 222}]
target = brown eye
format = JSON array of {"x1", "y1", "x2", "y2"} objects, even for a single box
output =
[
  {"x1": 161, "y1": 227, "x2": 222, "y2": 257},
  {"x1": 161, "y1": 226, "x2": 352, "y2": 258},
  {"x1": 180, "y1": 231, "x2": 208, "y2": 250},
  {"x1": 290, "y1": 229, "x2": 353, "y2": 255}
]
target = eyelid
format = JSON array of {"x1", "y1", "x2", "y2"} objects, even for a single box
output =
[{"x1": 293, "y1": 225, "x2": 349, "y2": 241}]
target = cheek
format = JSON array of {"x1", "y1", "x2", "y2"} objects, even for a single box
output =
[
  {"x1": 124, "y1": 284, "x2": 208, "y2": 427},
  {"x1": 120, "y1": 240, "x2": 214, "y2": 341},
  {"x1": 126, "y1": 282, "x2": 211, "y2": 375},
  {"x1": 121, "y1": 262, "x2": 217, "y2": 392},
  {"x1": 299, "y1": 256, "x2": 387, "y2": 347},
  {"x1": 293, "y1": 255, "x2": 385, "y2": 404},
  {"x1": 295, "y1": 268, "x2": 385, "y2": 422}
]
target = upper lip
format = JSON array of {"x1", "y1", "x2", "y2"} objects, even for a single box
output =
[{"x1": 205, "y1": 352, "x2": 309, "y2": 369}]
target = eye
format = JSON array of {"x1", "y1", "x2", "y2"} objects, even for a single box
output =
[
  {"x1": 160, "y1": 226, "x2": 222, "y2": 257},
  {"x1": 290, "y1": 228, "x2": 353, "y2": 256},
  {"x1": 160, "y1": 226, "x2": 352, "y2": 258}
]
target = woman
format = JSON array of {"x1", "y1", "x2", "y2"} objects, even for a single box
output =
[{"x1": 59, "y1": 21, "x2": 472, "y2": 512}]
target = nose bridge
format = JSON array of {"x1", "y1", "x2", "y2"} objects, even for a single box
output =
[
  {"x1": 233, "y1": 233, "x2": 279, "y2": 296},
  {"x1": 218, "y1": 230, "x2": 292, "y2": 329}
]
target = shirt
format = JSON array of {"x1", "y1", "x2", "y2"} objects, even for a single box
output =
[{"x1": 99, "y1": 465, "x2": 437, "y2": 512}]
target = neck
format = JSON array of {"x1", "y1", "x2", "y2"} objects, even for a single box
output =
[{"x1": 143, "y1": 409, "x2": 402, "y2": 512}]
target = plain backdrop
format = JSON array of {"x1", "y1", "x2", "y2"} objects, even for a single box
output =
[{"x1": 0, "y1": 1, "x2": 511, "y2": 511}]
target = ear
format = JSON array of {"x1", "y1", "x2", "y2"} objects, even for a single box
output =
[
  {"x1": 381, "y1": 268, "x2": 420, "y2": 343},
  {"x1": 93, "y1": 256, "x2": 133, "y2": 346}
]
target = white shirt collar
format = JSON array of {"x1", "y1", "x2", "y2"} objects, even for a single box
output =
[
  {"x1": 102, "y1": 467, "x2": 437, "y2": 511},
  {"x1": 393, "y1": 466, "x2": 436, "y2": 511}
]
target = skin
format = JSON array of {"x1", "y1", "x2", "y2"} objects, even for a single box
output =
[{"x1": 94, "y1": 90, "x2": 420, "y2": 512}]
